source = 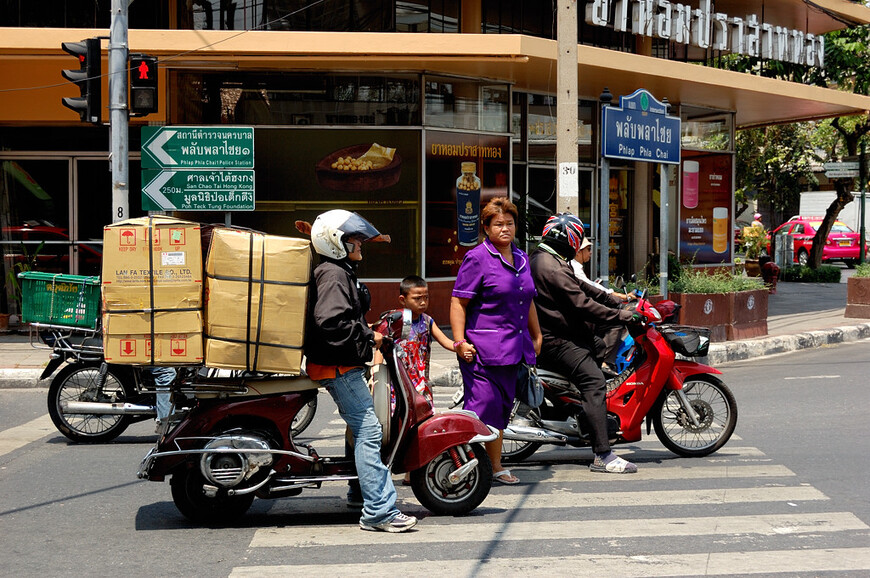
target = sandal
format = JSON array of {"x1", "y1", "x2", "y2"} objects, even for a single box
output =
[{"x1": 492, "y1": 470, "x2": 520, "y2": 485}]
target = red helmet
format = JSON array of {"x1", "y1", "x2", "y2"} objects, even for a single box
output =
[{"x1": 541, "y1": 213, "x2": 585, "y2": 259}]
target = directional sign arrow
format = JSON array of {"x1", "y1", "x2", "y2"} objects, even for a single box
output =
[
  {"x1": 145, "y1": 129, "x2": 177, "y2": 167},
  {"x1": 142, "y1": 170, "x2": 178, "y2": 210}
]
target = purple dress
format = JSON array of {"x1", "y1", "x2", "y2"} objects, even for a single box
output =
[{"x1": 452, "y1": 238, "x2": 537, "y2": 429}]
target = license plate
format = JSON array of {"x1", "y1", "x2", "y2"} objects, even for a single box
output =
[{"x1": 838, "y1": 240, "x2": 851, "y2": 246}]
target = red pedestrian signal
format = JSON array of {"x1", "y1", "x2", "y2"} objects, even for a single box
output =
[{"x1": 129, "y1": 54, "x2": 158, "y2": 116}]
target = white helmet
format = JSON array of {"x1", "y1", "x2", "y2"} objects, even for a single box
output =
[{"x1": 310, "y1": 210, "x2": 381, "y2": 259}]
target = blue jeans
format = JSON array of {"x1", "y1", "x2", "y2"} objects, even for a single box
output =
[
  {"x1": 150, "y1": 367, "x2": 176, "y2": 421},
  {"x1": 319, "y1": 367, "x2": 399, "y2": 525}
]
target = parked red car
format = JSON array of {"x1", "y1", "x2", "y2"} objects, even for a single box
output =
[{"x1": 766, "y1": 216, "x2": 866, "y2": 268}]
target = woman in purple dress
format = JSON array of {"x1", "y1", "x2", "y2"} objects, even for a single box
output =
[{"x1": 450, "y1": 197, "x2": 542, "y2": 485}]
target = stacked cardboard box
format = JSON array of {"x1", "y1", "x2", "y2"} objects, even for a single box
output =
[
  {"x1": 102, "y1": 216, "x2": 204, "y2": 365},
  {"x1": 204, "y1": 228, "x2": 311, "y2": 374}
]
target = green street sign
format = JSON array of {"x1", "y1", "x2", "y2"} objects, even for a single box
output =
[
  {"x1": 141, "y1": 169, "x2": 255, "y2": 211},
  {"x1": 141, "y1": 126, "x2": 254, "y2": 169}
]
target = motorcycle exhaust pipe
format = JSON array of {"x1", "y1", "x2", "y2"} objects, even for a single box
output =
[
  {"x1": 61, "y1": 401, "x2": 156, "y2": 416},
  {"x1": 504, "y1": 424, "x2": 570, "y2": 444}
]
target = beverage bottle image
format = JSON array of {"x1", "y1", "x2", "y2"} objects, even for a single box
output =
[
  {"x1": 683, "y1": 160, "x2": 699, "y2": 209},
  {"x1": 712, "y1": 207, "x2": 728, "y2": 253},
  {"x1": 456, "y1": 162, "x2": 481, "y2": 246}
]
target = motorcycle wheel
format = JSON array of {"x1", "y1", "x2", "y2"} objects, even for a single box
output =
[
  {"x1": 47, "y1": 364, "x2": 135, "y2": 443},
  {"x1": 290, "y1": 394, "x2": 318, "y2": 438},
  {"x1": 653, "y1": 375, "x2": 737, "y2": 457},
  {"x1": 170, "y1": 469, "x2": 255, "y2": 524},
  {"x1": 410, "y1": 442, "x2": 492, "y2": 516},
  {"x1": 501, "y1": 437, "x2": 542, "y2": 463},
  {"x1": 501, "y1": 406, "x2": 543, "y2": 463}
]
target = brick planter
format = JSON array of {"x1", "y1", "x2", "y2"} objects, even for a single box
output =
[
  {"x1": 845, "y1": 277, "x2": 870, "y2": 319},
  {"x1": 671, "y1": 289, "x2": 768, "y2": 342}
]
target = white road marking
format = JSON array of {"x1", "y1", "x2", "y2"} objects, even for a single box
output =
[
  {"x1": 784, "y1": 375, "x2": 840, "y2": 380},
  {"x1": 249, "y1": 511, "x2": 866, "y2": 548},
  {"x1": 0, "y1": 415, "x2": 55, "y2": 457},
  {"x1": 231, "y1": 547, "x2": 870, "y2": 576}
]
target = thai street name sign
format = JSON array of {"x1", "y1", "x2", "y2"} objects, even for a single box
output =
[
  {"x1": 141, "y1": 126, "x2": 254, "y2": 169},
  {"x1": 823, "y1": 162, "x2": 859, "y2": 178},
  {"x1": 602, "y1": 89, "x2": 681, "y2": 165},
  {"x1": 141, "y1": 169, "x2": 255, "y2": 211}
]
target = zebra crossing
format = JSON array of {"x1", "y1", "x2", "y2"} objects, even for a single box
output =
[{"x1": 229, "y1": 390, "x2": 870, "y2": 576}]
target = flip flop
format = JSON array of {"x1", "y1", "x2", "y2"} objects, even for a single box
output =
[{"x1": 492, "y1": 470, "x2": 520, "y2": 485}]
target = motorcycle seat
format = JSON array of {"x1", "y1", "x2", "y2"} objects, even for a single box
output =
[{"x1": 244, "y1": 376, "x2": 322, "y2": 395}]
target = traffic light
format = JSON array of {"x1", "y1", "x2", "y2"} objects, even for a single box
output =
[
  {"x1": 61, "y1": 38, "x2": 101, "y2": 124},
  {"x1": 129, "y1": 54, "x2": 158, "y2": 116}
]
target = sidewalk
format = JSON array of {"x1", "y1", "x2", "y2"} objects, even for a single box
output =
[
  {"x1": 1, "y1": 280, "x2": 868, "y2": 388},
  {"x1": 428, "y1": 280, "x2": 870, "y2": 389}
]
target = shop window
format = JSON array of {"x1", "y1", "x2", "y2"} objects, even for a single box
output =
[
  {"x1": 178, "y1": 0, "x2": 393, "y2": 32},
  {"x1": 681, "y1": 111, "x2": 733, "y2": 152},
  {"x1": 176, "y1": 73, "x2": 421, "y2": 126},
  {"x1": 425, "y1": 78, "x2": 509, "y2": 132},
  {"x1": 1, "y1": 1, "x2": 166, "y2": 28},
  {"x1": 225, "y1": 127, "x2": 420, "y2": 279},
  {"x1": 482, "y1": 0, "x2": 554, "y2": 38}
]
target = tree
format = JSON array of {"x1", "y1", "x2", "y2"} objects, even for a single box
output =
[
  {"x1": 735, "y1": 124, "x2": 818, "y2": 227},
  {"x1": 729, "y1": 23, "x2": 870, "y2": 268},
  {"x1": 803, "y1": 25, "x2": 870, "y2": 268}
]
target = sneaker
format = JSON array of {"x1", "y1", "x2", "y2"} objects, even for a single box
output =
[
  {"x1": 359, "y1": 513, "x2": 418, "y2": 533},
  {"x1": 590, "y1": 452, "x2": 638, "y2": 474}
]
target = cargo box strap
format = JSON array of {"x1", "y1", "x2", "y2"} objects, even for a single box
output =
[
  {"x1": 205, "y1": 272, "x2": 308, "y2": 287},
  {"x1": 105, "y1": 307, "x2": 201, "y2": 314},
  {"x1": 239, "y1": 233, "x2": 271, "y2": 372},
  {"x1": 147, "y1": 216, "x2": 156, "y2": 366},
  {"x1": 203, "y1": 334, "x2": 303, "y2": 350}
]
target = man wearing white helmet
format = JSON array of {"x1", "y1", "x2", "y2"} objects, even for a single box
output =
[
  {"x1": 305, "y1": 209, "x2": 417, "y2": 533},
  {"x1": 751, "y1": 212, "x2": 764, "y2": 228}
]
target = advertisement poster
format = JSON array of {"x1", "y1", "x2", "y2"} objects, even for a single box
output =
[
  {"x1": 679, "y1": 152, "x2": 733, "y2": 264},
  {"x1": 425, "y1": 131, "x2": 510, "y2": 278},
  {"x1": 227, "y1": 128, "x2": 421, "y2": 279}
]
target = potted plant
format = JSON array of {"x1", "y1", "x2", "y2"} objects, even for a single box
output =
[
  {"x1": 739, "y1": 225, "x2": 768, "y2": 277},
  {"x1": 669, "y1": 267, "x2": 768, "y2": 341},
  {"x1": 845, "y1": 262, "x2": 870, "y2": 319}
]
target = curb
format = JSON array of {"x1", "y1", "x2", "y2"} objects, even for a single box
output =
[
  {"x1": 0, "y1": 368, "x2": 46, "y2": 389},
  {"x1": 430, "y1": 323, "x2": 870, "y2": 388}
]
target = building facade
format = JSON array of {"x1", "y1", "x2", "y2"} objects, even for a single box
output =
[{"x1": 1, "y1": 0, "x2": 869, "y2": 319}]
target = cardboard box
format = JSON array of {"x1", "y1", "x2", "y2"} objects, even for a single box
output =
[
  {"x1": 102, "y1": 310, "x2": 203, "y2": 365},
  {"x1": 102, "y1": 216, "x2": 203, "y2": 312},
  {"x1": 204, "y1": 228, "x2": 311, "y2": 374}
]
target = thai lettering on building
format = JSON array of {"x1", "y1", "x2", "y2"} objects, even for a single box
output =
[{"x1": 586, "y1": 0, "x2": 825, "y2": 67}]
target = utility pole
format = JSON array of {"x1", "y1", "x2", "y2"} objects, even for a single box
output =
[
  {"x1": 861, "y1": 141, "x2": 867, "y2": 265},
  {"x1": 598, "y1": 88, "x2": 612, "y2": 285},
  {"x1": 109, "y1": 0, "x2": 129, "y2": 223},
  {"x1": 556, "y1": 0, "x2": 578, "y2": 216}
]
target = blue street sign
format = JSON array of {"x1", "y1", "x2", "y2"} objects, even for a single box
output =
[{"x1": 602, "y1": 89, "x2": 681, "y2": 165}]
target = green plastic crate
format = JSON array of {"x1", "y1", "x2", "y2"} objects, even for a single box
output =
[{"x1": 19, "y1": 271, "x2": 101, "y2": 329}]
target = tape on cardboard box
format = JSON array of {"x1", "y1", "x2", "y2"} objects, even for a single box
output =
[
  {"x1": 102, "y1": 216, "x2": 203, "y2": 312},
  {"x1": 102, "y1": 310, "x2": 203, "y2": 365}
]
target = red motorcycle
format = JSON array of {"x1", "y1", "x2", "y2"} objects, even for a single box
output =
[
  {"x1": 137, "y1": 339, "x2": 496, "y2": 523},
  {"x1": 499, "y1": 291, "x2": 737, "y2": 462}
]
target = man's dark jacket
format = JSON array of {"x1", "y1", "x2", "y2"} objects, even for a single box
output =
[
  {"x1": 305, "y1": 259, "x2": 375, "y2": 366},
  {"x1": 530, "y1": 247, "x2": 634, "y2": 351}
]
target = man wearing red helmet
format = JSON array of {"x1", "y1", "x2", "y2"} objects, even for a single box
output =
[{"x1": 530, "y1": 213, "x2": 639, "y2": 474}]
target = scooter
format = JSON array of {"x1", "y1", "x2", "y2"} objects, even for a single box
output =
[
  {"x1": 458, "y1": 291, "x2": 736, "y2": 463},
  {"x1": 137, "y1": 338, "x2": 497, "y2": 524}
]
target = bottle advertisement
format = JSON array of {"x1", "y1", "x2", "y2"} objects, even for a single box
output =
[
  {"x1": 678, "y1": 153, "x2": 733, "y2": 264},
  {"x1": 424, "y1": 131, "x2": 509, "y2": 277}
]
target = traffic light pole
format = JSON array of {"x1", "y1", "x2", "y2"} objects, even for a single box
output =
[{"x1": 109, "y1": 0, "x2": 129, "y2": 223}]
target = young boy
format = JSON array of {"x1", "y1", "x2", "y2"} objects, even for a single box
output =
[{"x1": 373, "y1": 275, "x2": 455, "y2": 406}]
